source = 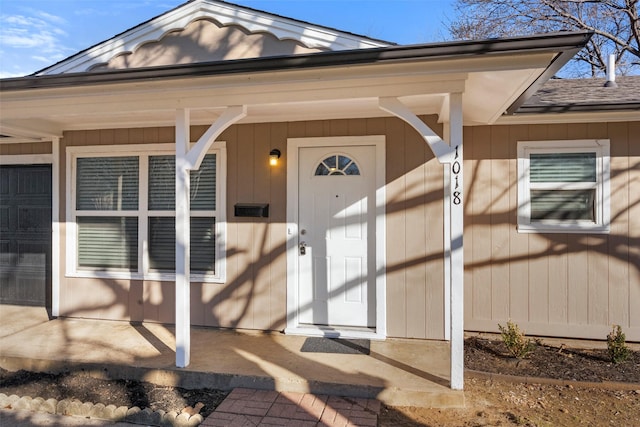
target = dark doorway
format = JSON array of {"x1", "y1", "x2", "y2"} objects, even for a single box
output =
[{"x1": 0, "y1": 165, "x2": 52, "y2": 306}]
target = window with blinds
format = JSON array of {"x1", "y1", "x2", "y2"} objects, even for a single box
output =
[
  {"x1": 69, "y1": 145, "x2": 224, "y2": 280},
  {"x1": 76, "y1": 157, "x2": 139, "y2": 270},
  {"x1": 77, "y1": 157, "x2": 139, "y2": 210},
  {"x1": 148, "y1": 217, "x2": 216, "y2": 273},
  {"x1": 529, "y1": 153, "x2": 596, "y2": 221},
  {"x1": 148, "y1": 155, "x2": 216, "y2": 210},
  {"x1": 78, "y1": 217, "x2": 138, "y2": 269},
  {"x1": 148, "y1": 154, "x2": 217, "y2": 274},
  {"x1": 517, "y1": 140, "x2": 610, "y2": 234}
]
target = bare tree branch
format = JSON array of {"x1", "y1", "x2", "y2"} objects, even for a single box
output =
[{"x1": 446, "y1": 0, "x2": 640, "y2": 77}]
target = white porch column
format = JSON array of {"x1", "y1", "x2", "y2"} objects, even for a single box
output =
[
  {"x1": 174, "y1": 106, "x2": 247, "y2": 368},
  {"x1": 51, "y1": 137, "x2": 60, "y2": 318},
  {"x1": 447, "y1": 93, "x2": 464, "y2": 390},
  {"x1": 175, "y1": 109, "x2": 191, "y2": 368},
  {"x1": 379, "y1": 95, "x2": 464, "y2": 390}
]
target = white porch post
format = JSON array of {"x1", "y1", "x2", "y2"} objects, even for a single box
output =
[
  {"x1": 174, "y1": 106, "x2": 247, "y2": 368},
  {"x1": 175, "y1": 109, "x2": 191, "y2": 368},
  {"x1": 379, "y1": 95, "x2": 464, "y2": 390},
  {"x1": 447, "y1": 93, "x2": 464, "y2": 390},
  {"x1": 51, "y1": 137, "x2": 60, "y2": 318},
  {"x1": 443, "y1": 145, "x2": 451, "y2": 342}
]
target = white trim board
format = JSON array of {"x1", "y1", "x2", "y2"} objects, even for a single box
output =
[
  {"x1": 285, "y1": 135, "x2": 386, "y2": 340},
  {"x1": 0, "y1": 154, "x2": 53, "y2": 165}
]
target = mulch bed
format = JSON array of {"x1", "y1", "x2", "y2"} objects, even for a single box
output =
[
  {"x1": 464, "y1": 336, "x2": 640, "y2": 383},
  {"x1": 0, "y1": 369, "x2": 226, "y2": 419}
]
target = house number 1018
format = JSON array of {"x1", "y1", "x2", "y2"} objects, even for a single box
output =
[{"x1": 452, "y1": 145, "x2": 462, "y2": 205}]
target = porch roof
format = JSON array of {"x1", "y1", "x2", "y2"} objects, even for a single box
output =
[
  {"x1": 0, "y1": 32, "x2": 590, "y2": 141},
  {"x1": 5, "y1": 32, "x2": 589, "y2": 89}
]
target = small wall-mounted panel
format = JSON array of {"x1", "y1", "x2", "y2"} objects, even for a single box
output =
[{"x1": 234, "y1": 203, "x2": 269, "y2": 218}]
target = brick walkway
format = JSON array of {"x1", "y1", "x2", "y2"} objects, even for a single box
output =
[{"x1": 202, "y1": 388, "x2": 380, "y2": 427}]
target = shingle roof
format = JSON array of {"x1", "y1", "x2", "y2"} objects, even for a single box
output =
[{"x1": 518, "y1": 75, "x2": 640, "y2": 113}]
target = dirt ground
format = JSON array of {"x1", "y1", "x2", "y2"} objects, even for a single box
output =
[
  {"x1": 1, "y1": 337, "x2": 639, "y2": 426},
  {"x1": 380, "y1": 336, "x2": 640, "y2": 426},
  {"x1": 381, "y1": 378, "x2": 639, "y2": 426}
]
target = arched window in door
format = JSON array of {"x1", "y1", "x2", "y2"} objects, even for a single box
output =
[{"x1": 314, "y1": 154, "x2": 360, "y2": 176}]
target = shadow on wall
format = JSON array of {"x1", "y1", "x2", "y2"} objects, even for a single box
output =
[
  {"x1": 53, "y1": 116, "x2": 639, "y2": 338},
  {"x1": 88, "y1": 18, "x2": 325, "y2": 71}
]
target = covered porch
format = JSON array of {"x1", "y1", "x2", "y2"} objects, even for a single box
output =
[
  {"x1": 0, "y1": 305, "x2": 462, "y2": 408},
  {"x1": 0, "y1": 31, "x2": 591, "y2": 394}
]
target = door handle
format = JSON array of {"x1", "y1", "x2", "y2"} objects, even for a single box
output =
[{"x1": 299, "y1": 241, "x2": 307, "y2": 256}]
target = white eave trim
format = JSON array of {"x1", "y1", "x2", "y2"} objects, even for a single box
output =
[
  {"x1": 0, "y1": 121, "x2": 63, "y2": 140},
  {"x1": 38, "y1": 0, "x2": 390, "y2": 75}
]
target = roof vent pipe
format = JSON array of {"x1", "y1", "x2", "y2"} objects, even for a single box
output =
[{"x1": 604, "y1": 54, "x2": 618, "y2": 88}]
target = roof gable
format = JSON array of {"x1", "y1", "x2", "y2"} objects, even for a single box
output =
[
  {"x1": 89, "y1": 18, "x2": 325, "y2": 71},
  {"x1": 36, "y1": 0, "x2": 391, "y2": 75}
]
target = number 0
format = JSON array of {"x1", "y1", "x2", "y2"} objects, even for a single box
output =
[{"x1": 452, "y1": 161, "x2": 460, "y2": 174}]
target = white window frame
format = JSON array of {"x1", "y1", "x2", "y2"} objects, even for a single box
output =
[
  {"x1": 66, "y1": 143, "x2": 227, "y2": 282},
  {"x1": 517, "y1": 139, "x2": 610, "y2": 234}
]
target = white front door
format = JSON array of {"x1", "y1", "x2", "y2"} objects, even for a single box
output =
[{"x1": 297, "y1": 145, "x2": 377, "y2": 328}]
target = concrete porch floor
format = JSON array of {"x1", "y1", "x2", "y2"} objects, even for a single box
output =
[{"x1": 0, "y1": 305, "x2": 464, "y2": 408}]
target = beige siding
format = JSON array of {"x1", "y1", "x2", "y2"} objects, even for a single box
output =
[
  {"x1": 628, "y1": 122, "x2": 640, "y2": 333},
  {"x1": 15, "y1": 116, "x2": 635, "y2": 342},
  {"x1": 464, "y1": 121, "x2": 640, "y2": 341},
  {"x1": 0, "y1": 118, "x2": 640, "y2": 341},
  {"x1": 0, "y1": 142, "x2": 52, "y2": 156},
  {"x1": 55, "y1": 117, "x2": 445, "y2": 339}
]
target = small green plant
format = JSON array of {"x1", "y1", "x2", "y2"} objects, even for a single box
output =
[
  {"x1": 607, "y1": 324, "x2": 630, "y2": 364},
  {"x1": 498, "y1": 320, "x2": 534, "y2": 359}
]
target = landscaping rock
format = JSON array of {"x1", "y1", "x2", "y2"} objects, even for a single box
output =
[
  {"x1": 148, "y1": 408, "x2": 163, "y2": 425},
  {"x1": 174, "y1": 411, "x2": 192, "y2": 427},
  {"x1": 162, "y1": 410, "x2": 179, "y2": 426},
  {"x1": 56, "y1": 398, "x2": 72, "y2": 415},
  {"x1": 78, "y1": 401, "x2": 94, "y2": 417},
  {"x1": 188, "y1": 413, "x2": 204, "y2": 426},
  {"x1": 125, "y1": 405, "x2": 142, "y2": 422},
  {"x1": 0, "y1": 388, "x2": 208, "y2": 426},
  {"x1": 13, "y1": 396, "x2": 32, "y2": 410},
  {"x1": 0, "y1": 393, "x2": 18, "y2": 408},
  {"x1": 114, "y1": 405, "x2": 129, "y2": 420},
  {"x1": 29, "y1": 396, "x2": 44, "y2": 411},
  {"x1": 88, "y1": 402, "x2": 106, "y2": 419},
  {"x1": 40, "y1": 398, "x2": 57, "y2": 414}
]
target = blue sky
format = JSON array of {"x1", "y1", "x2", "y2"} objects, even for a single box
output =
[{"x1": 0, "y1": 0, "x2": 455, "y2": 78}]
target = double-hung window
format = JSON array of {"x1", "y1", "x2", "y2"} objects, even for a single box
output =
[
  {"x1": 75, "y1": 156, "x2": 140, "y2": 270},
  {"x1": 147, "y1": 154, "x2": 217, "y2": 274},
  {"x1": 517, "y1": 139, "x2": 610, "y2": 233},
  {"x1": 68, "y1": 143, "x2": 226, "y2": 281}
]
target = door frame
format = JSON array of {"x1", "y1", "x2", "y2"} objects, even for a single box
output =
[{"x1": 285, "y1": 135, "x2": 386, "y2": 339}]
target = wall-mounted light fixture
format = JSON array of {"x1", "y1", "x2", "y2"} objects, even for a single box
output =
[{"x1": 269, "y1": 149, "x2": 281, "y2": 166}]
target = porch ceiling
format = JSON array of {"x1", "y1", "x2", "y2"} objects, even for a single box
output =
[{"x1": 0, "y1": 66, "x2": 543, "y2": 140}]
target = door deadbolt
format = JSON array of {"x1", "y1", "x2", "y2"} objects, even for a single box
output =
[{"x1": 299, "y1": 241, "x2": 307, "y2": 256}]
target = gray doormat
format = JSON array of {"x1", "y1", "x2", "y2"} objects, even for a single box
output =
[{"x1": 300, "y1": 337, "x2": 371, "y2": 355}]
